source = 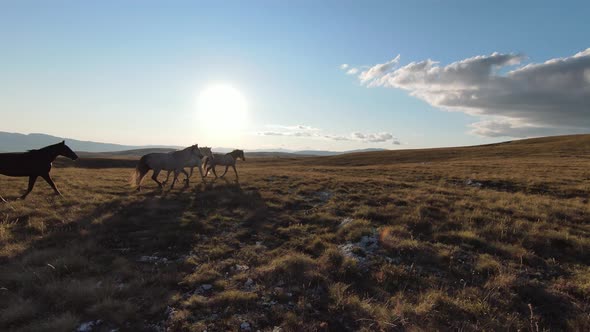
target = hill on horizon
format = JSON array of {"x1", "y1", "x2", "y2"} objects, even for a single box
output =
[
  {"x1": 0, "y1": 131, "x2": 180, "y2": 153},
  {"x1": 55, "y1": 133, "x2": 590, "y2": 171},
  {"x1": 305, "y1": 133, "x2": 590, "y2": 166},
  {"x1": 0, "y1": 131, "x2": 386, "y2": 156},
  {"x1": 5, "y1": 131, "x2": 588, "y2": 162}
]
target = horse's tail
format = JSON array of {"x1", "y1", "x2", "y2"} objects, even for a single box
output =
[{"x1": 130, "y1": 155, "x2": 150, "y2": 188}]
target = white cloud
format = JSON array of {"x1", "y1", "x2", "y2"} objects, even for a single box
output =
[
  {"x1": 259, "y1": 131, "x2": 286, "y2": 136},
  {"x1": 325, "y1": 135, "x2": 352, "y2": 141},
  {"x1": 469, "y1": 119, "x2": 546, "y2": 138},
  {"x1": 346, "y1": 68, "x2": 359, "y2": 75},
  {"x1": 351, "y1": 49, "x2": 590, "y2": 137},
  {"x1": 359, "y1": 55, "x2": 400, "y2": 83},
  {"x1": 352, "y1": 132, "x2": 394, "y2": 142},
  {"x1": 259, "y1": 131, "x2": 311, "y2": 137},
  {"x1": 469, "y1": 118, "x2": 589, "y2": 138},
  {"x1": 340, "y1": 64, "x2": 349, "y2": 70},
  {"x1": 259, "y1": 125, "x2": 398, "y2": 144},
  {"x1": 266, "y1": 124, "x2": 319, "y2": 131},
  {"x1": 258, "y1": 125, "x2": 323, "y2": 139}
]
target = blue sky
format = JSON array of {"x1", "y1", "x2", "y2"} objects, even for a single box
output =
[{"x1": 1, "y1": 1, "x2": 588, "y2": 150}]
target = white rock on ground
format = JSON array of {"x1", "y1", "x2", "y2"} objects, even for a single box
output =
[
  {"x1": 316, "y1": 191, "x2": 332, "y2": 202},
  {"x1": 235, "y1": 264, "x2": 249, "y2": 271},
  {"x1": 76, "y1": 320, "x2": 102, "y2": 332},
  {"x1": 240, "y1": 321, "x2": 251, "y2": 331},
  {"x1": 465, "y1": 179, "x2": 483, "y2": 187},
  {"x1": 338, "y1": 234, "x2": 380, "y2": 267},
  {"x1": 339, "y1": 217, "x2": 354, "y2": 228},
  {"x1": 137, "y1": 255, "x2": 168, "y2": 264}
]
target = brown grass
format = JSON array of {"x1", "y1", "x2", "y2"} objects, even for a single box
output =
[{"x1": 1, "y1": 134, "x2": 590, "y2": 331}]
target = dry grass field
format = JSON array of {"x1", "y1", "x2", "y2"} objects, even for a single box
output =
[{"x1": 1, "y1": 135, "x2": 589, "y2": 331}]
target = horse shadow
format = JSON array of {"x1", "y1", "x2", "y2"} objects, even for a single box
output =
[
  {"x1": 206, "y1": 176, "x2": 239, "y2": 186},
  {"x1": 0, "y1": 180, "x2": 271, "y2": 331}
]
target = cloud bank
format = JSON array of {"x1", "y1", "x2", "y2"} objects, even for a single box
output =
[
  {"x1": 346, "y1": 48, "x2": 590, "y2": 137},
  {"x1": 352, "y1": 132, "x2": 393, "y2": 142},
  {"x1": 259, "y1": 125, "x2": 399, "y2": 144}
]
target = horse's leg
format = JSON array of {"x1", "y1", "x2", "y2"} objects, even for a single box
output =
[
  {"x1": 202, "y1": 157, "x2": 209, "y2": 177},
  {"x1": 137, "y1": 168, "x2": 149, "y2": 191},
  {"x1": 183, "y1": 167, "x2": 193, "y2": 184},
  {"x1": 20, "y1": 175, "x2": 38, "y2": 199},
  {"x1": 210, "y1": 165, "x2": 218, "y2": 178},
  {"x1": 41, "y1": 174, "x2": 61, "y2": 196},
  {"x1": 170, "y1": 170, "x2": 180, "y2": 189},
  {"x1": 152, "y1": 169, "x2": 163, "y2": 188},
  {"x1": 182, "y1": 169, "x2": 190, "y2": 187},
  {"x1": 162, "y1": 170, "x2": 172, "y2": 186},
  {"x1": 196, "y1": 161, "x2": 206, "y2": 183},
  {"x1": 220, "y1": 165, "x2": 229, "y2": 178},
  {"x1": 232, "y1": 165, "x2": 239, "y2": 179}
]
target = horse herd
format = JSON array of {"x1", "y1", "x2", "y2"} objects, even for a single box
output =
[
  {"x1": 0, "y1": 141, "x2": 245, "y2": 199},
  {"x1": 131, "y1": 144, "x2": 245, "y2": 191}
]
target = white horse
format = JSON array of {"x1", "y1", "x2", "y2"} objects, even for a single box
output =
[
  {"x1": 131, "y1": 144, "x2": 203, "y2": 191},
  {"x1": 203, "y1": 149, "x2": 246, "y2": 180},
  {"x1": 162, "y1": 146, "x2": 212, "y2": 185}
]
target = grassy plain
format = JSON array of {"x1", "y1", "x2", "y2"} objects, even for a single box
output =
[{"x1": 1, "y1": 135, "x2": 589, "y2": 331}]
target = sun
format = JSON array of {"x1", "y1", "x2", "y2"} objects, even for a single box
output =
[{"x1": 197, "y1": 84, "x2": 248, "y2": 132}]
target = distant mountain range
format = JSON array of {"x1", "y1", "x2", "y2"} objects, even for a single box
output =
[
  {"x1": 0, "y1": 131, "x2": 386, "y2": 156},
  {"x1": 213, "y1": 147, "x2": 386, "y2": 156},
  {"x1": 0, "y1": 132, "x2": 180, "y2": 153}
]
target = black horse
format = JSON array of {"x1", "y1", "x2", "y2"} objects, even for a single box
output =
[{"x1": 0, "y1": 141, "x2": 78, "y2": 199}]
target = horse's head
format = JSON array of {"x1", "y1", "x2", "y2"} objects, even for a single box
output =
[
  {"x1": 190, "y1": 144, "x2": 203, "y2": 159},
  {"x1": 200, "y1": 146, "x2": 213, "y2": 158},
  {"x1": 59, "y1": 141, "x2": 78, "y2": 160},
  {"x1": 235, "y1": 149, "x2": 245, "y2": 161}
]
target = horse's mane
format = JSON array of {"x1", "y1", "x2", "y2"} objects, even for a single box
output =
[
  {"x1": 179, "y1": 145, "x2": 198, "y2": 152},
  {"x1": 228, "y1": 149, "x2": 244, "y2": 160},
  {"x1": 27, "y1": 143, "x2": 62, "y2": 154}
]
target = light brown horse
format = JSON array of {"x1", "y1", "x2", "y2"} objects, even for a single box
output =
[
  {"x1": 131, "y1": 144, "x2": 203, "y2": 191},
  {"x1": 203, "y1": 149, "x2": 245, "y2": 179},
  {"x1": 162, "y1": 146, "x2": 212, "y2": 186}
]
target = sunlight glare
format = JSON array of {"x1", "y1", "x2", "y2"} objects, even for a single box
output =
[{"x1": 197, "y1": 84, "x2": 248, "y2": 133}]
